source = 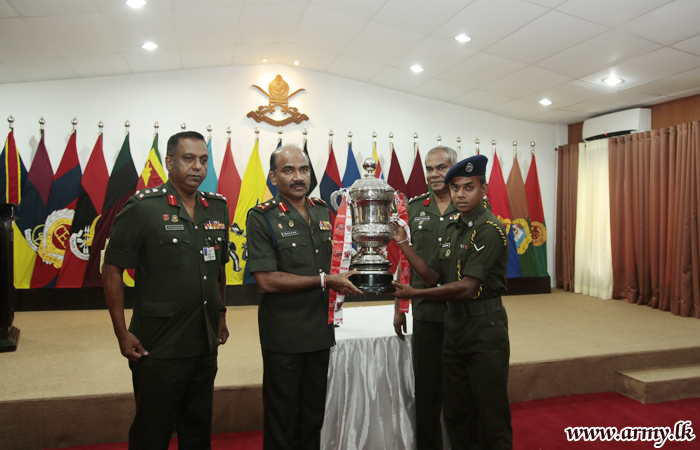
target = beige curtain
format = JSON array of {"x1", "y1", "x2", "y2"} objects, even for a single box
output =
[
  {"x1": 555, "y1": 144, "x2": 578, "y2": 291},
  {"x1": 574, "y1": 139, "x2": 613, "y2": 299}
]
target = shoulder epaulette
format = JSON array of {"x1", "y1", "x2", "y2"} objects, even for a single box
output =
[
  {"x1": 199, "y1": 191, "x2": 227, "y2": 203},
  {"x1": 133, "y1": 186, "x2": 167, "y2": 200},
  {"x1": 253, "y1": 200, "x2": 274, "y2": 212},
  {"x1": 408, "y1": 192, "x2": 429, "y2": 204},
  {"x1": 486, "y1": 220, "x2": 507, "y2": 247},
  {"x1": 310, "y1": 197, "x2": 326, "y2": 206}
]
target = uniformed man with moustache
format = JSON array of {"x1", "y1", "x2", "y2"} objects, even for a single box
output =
[
  {"x1": 393, "y1": 146, "x2": 459, "y2": 450},
  {"x1": 392, "y1": 154, "x2": 512, "y2": 450},
  {"x1": 103, "y1": 131, "x2": 230, "y2": 450},
  {"x1": 246, "y1": 144, "x2": 362, "y2": 450}
]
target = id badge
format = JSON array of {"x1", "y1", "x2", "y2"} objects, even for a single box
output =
[{"x1": 203, "y1": 246, "x2": 216, "y2": 262}]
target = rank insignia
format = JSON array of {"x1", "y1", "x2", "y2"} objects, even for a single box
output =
[
  {"x1": 168, "y1": 195, "x2": 177, "y2": 206},
  {"x1": 468, "y1": 221, "x2": 473, "y2": 227},
  {"x1": 278, "y1": 223, "x2": 283, "y2": 229},
  {"x1": 319, "y1": 221, "x2": 331, "y2": 230},
  {"x1": 200, "y1": 196, "x2": 209, "y2": 208},
  {"x1": 172, "y1": 215, "x2": 179, "y2": 223},
  {"x1": 423, "y1": 197, "x2": 431, "y2": 206},
  {"x1": 289, "y1": 221, "x2": 294, "y2": 227},
  {"x1": 279, "y1": 202, "x2": 289, "y2": 213},
  {"x1": 163, "y1": 214, "x2": 169, "y2": 221}
]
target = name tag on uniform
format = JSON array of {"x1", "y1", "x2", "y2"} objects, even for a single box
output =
[
  {"x1": 203, "y1": 247, "x2": 216, "y2": 262},
  {"x1": 281, "y1": 231, "x2": 298, "y2": 237},
  {"x1": 414, "y1": 216, "x2": 430, "y2": 222},
  {"x1": 165, "y1": 225, "x2": 185, "y2": 231},
  {"x1": 441, "y1": 243, "x2": 451, "y2": 248}
]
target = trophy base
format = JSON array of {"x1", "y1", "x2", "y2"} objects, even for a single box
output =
[{"x1": 349, "y1": 264, "x2": 395, "y2": 293}]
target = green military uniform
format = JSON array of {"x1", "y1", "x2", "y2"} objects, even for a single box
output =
[
  {"x1": 104, "y1": 180, "x2": 229, "y2": 450},
  {"x1": 427, "y1": 203, "x2": 511, "y2": 450},
  {"x1": 407, "y1": 191, "x2": 459, "y2": 450},
  {"x1": 246, "y1": 194, "x2": 335, "y2": 450}
]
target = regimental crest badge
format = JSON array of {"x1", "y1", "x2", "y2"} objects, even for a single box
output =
[
  {"x1": 38, "y1": 208, "x2": 75, "y2": 269},
  {"x1": 246, "y1": 75, "x2": 309, "y2": 127}
]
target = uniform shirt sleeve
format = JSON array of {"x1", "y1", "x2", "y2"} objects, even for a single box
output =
[
  {"x1": 426, "y1": 247, "x2": 441, "y2": 273},
  {"x1": 460, "y1": 224, "x2": 506, "y2": 282},
  {"x1": 103, "y1": 197, "x2": 144, "y2": 269},
  {"x1": 246, "y1": 210, "x2": 278, "y2": 273},
  {"x1": 220, "y1": 203, "x2": 230, "y2": 265}
]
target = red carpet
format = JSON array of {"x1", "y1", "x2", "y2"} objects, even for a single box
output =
[{"x1": 51, "y1": 393, "x2": 699, "y2": 450}]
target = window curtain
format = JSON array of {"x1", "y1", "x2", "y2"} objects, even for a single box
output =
[
  {"x1": 574, "y1": 139, "x2": 614, "y2": 299},
  {"x1": 609, "y1": 122, "x2": 700, "y2": 318},
  {"x1": 555, "y1": 144, "x2": 578, "y2": 291}
]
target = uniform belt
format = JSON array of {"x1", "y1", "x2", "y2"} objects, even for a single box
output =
[{"x1": 446, "y1": 297, "x2": 503, "y2": 317}]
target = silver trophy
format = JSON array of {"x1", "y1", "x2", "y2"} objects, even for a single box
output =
[{"x1": 332, "y1": 158, "x2": 396, "y2": 293}]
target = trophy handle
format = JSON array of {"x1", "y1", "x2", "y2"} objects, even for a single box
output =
[{"x1": 329, "y1": 189, "x2": 343, "y2": 213}]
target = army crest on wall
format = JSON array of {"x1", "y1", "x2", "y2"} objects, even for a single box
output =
[{"x1": 247, "y1": 74, "x2": 309, "y2": 127}]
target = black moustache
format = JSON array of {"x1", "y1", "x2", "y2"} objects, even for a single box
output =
[{"x1": 291, "y1": 183, "x2": 306, "y2": 188}]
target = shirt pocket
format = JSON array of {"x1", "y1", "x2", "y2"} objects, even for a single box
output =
[
  {"x1": 158, "y1": 230, "x2": 191, "y2": 267},
  {"x1": 277, "y1": 238, "x2": 310, "y2": 274},
  {"x1": 411, "y1": 218, "x2": 434, "y2": 250},
  {"x1": 140, "y1": 302, "x2": 177, "y2": 317}
]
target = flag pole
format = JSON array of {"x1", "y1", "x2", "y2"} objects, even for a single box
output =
[
  {"x1": 492, "y1": 140, "x2": 497, "y2": 157},
  {"x1": 303, "y1": 128, "x2": 308, "y2": 147},
  {"x1": 456, "y1": 136, "x2": 461, "y2": 155},
  {"x1": 413, "y1": 133, "x2": 418, "y2": 157},
  {"x1": 531, "y1": 141, "x2": 536, "y2": 154},
  {"x1": 154, "y1": 121, "x2": 159, "y2": 137},
  {"x1": 513, "y1": 141, "x2": 518, "y2": 160},
  {"x1": 39, "y1": 116, "x2": 45, "y2": 131},
  {"x1": 328, "y1": 129, "x2": 333, "y2": 155},
  {"x1": 437, "y1": 135, "x2": 442, "y2": 146},
  {"x1": 125, "y1": 120, "x2": 130, "y2": 136},
  {"x1": 98, "y1": 121, "x2": 104, "y2": 136},
  {"x1": 475, "y1": 138, "x2": 480, "y2": 155},
  {"x1": 278, "y1": 127, "x2": 283, "y2": 147},
  {"x1": 71, "y1": 117, "x2": 78, "y2": 133},
  {"x1": 255, "y1": 127, "x2": 259, "y2": 143},
  {"x1": 348, "y1": 130, "x2": 352, "y2": 144},
  {"x1": 181, "y1": 123, "x2": 186, "y2": 131},
  {"x1": 207, "y1": 125, "x2": 212, "y2": 139},
  {"x1": 226, "y1": 127, "x2": 231, "y2": 143},
  {"x1": 7, "y1": 115, "x2": 13, "y2": 131}
]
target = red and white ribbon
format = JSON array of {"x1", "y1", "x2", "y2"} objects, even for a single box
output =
[
  {"x1": 392, "y1": 193, "x2": 411, "y2": 313},
  {"x1": 328, "y1": 191, "x2": 353, "y2": 325}
]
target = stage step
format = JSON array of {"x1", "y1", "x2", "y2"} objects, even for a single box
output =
[{"x1": 615, "y1": 364, "x2": 700, "y2": 404}]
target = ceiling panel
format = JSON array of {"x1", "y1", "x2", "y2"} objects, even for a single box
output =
[
  {"x1": 449, "y1": 89, "x2": 513, "y2": 110},
  {"x1": 232, "y1": 43, "x2": 287, "y2": 65},
  {"x1": 372, "y1": 0, "x2": 469, "y2": 35},
  {"x1": 7, "y1": 0, "x2": 98, "y2": 17},
  {"x1": 94, "y1": 0, "x2": 174, "y2": 13},
  {"x1": 181, "y1": 46, "x2": 235, "y2": 69},
  {"x1": 535, "y1": 31, "x2": 662, "y2": 79},
  {"x1": 325, "y1": 55, "x2": 385, "y2": 83},
  {"x1": 556, "y1": 0, "x2": 672, "y2": 27},
  {"x1": 28, "y1": 14, "x2": 120, "y2": 57},
  {"x1": 102, "y1": 7, "x2": 180, "y2": 51},
  {"x1": 616, "y1": 67, "x2": 700, "y2": 96},
  {"x1": 487, "y1": 99, "x2": 551, "y2": 120},
  {"x1": 437, "y1": 52, "x2": 527, "y2": 88},
  {"x1": 175, "y1": 7, "x2": 241, "y2": 48},
  {"x1": 63, "y1": 53, "x2": 131, "y2": 78},
  {"x1": 342, "y1": 22, "x2": 424, "y2": 65},
  {"x1": 173, "y1": 0, "x2": 244, "y2": 8},
  {"x1": 561, "y1": 89, "x2": 666, "y2": 113},
  {"x1": 2, "y1": 58, "x2": 76, "y2": 82},
  {"x1": 619, "y1": 0, "x2": 700, "y2": 45},
  {"x1": 291, "y1": 5, "x2": 367, "y2": 53},
  {"x1": 480, "y1": 66, "x2": 572, "y2": 98},
  {"x1": 520, "y1": 79, "x2": 618, "y2": 108},
  {"x1": 486, "y1": 10, "x2": 606, "y2": 64},
  {"x1": 526, "y1": 0, "x2": 566, "y2": 6},
  {"x1": 0, "y1": 0, "x2": 17, "y2": 18},
  {"x1": 123, "y1": 48, "x2": 182, "y2": 73},
  {"x1": 0, "y1": 63, "x2": 21, "y2": 83},
  {"x1": 390, "y1": 37, "x2": 478, "y2": 78},
  {"x1": 409, "y1": 79, "x2": 472, "y2": 102},
  {"x1": 527, "y1": 109, "x2": 589, "y2": 124},
  {"x1": 430, "y1": 0, "x2": 548, "y2": 50},
  {"x1": 310, "y1": 0, "x2": 386, "y2": 20},
  {"x1": 0, "y1": 18, "x2": 57, "y2": 60},
  {"x1": 672, "y1": 35, "x2": 700, "y2": 56},
  {"x1": 281, "y1": 44, "x2": 337, "y2": 72},
  {"x1": 369, "y1": 66, "x2": 428, "y2": 92},
  {"x1": 235, "y1": 4, "x2": 307, "y2": 45}
]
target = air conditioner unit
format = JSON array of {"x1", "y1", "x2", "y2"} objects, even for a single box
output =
[{"x1": 582, "y1": 108, "x2": 651, "y2": 141}]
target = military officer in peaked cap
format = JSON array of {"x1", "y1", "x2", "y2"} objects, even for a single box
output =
[
  {"x1": 246, "y1": 144, "x2": 362, "y2": 450},
  {"x1": 394, "y1": 146, "x2": 460, "y2": 450},
  {"x1": 391, "y1": 154, "x2": 512, "y2": 450},
  {"x1": 103, "y1": 131, "x2": 230, "y2": 450}
]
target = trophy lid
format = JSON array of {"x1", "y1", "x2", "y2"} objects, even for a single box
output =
[{"x1": 348, "y1": 158, "x2": 395, "y2": 200}]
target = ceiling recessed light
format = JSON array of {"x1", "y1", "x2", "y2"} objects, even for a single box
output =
[
  {"x1": 410, "y1": 65, "x2": 424, "y2": 73},
  {"x1": 603, "y1": 76, "x2": 623, "y2": 86},
  {"x1": 539, "y1": 99, "x2": 552, "y2": 106},
  {"x1": 455, "y1": 34, "x2": 471, "y2": 43},
  {"x1": 294, "y1": 60, "x2": 300, "y2": 65},
  {"x1": 262, "y1": 58, "x2": 268, "y2": 62},
  {"x1": 126, "y1": 0, "x2": 146, "y2": 8},
  {"x1": 141, "y1": 42, "x2": 158, "y2": 50}
]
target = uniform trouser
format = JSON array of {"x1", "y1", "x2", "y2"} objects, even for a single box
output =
[
  {"x1": 442, "y1": 308, "x2": 512, "y2": 450},
  {"x1": 128, "y1": 353, "x2": 218, "y2": 450},
  {"x1": 262, "y1": 348, "x2": 331, "y2": 450},
  {"x1": 412, "y1": 318, "x2": 446, "y2": 450}
]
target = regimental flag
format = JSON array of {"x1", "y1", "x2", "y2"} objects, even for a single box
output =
[
  {"x1": 1, "y1": 129, "x2": 26, "y2": 205},
  {"x1": 31, "y1": 131, "x2": 82, "y2": 288},
  {"x1": 506, "y1": 155, "x2": 537, "y2": 277},
  {"x1": 83, "y1": 134, "x2": 138, "y2": 287},
  {"x1": 199, "y1": 136, "x2": 218, "y2": 194},
  {"x1": 56, "y1": 133, "x2": 109, "y2": 288},
  {"x1": 136, "y1": 134, "x2": 166, "y2": 191},
  {"x1": 372, "y1": 141, "x2": 383, "y2": 179},
  {"x1": 406, "y1": 147, "x2": 427, "y2": 199},
  {"x1": 487, "y1": 151, "x2": 521, "y2": 278},
  {"x1": 342, "y1": 141, "x2": 361, "y2": 188},
  {"x1": 304, "y1": 139, "x2": 318, "y2": 195},
  {"x1": 231, "y1": 140, "x2": 267, "y2": 285},
  {"x1": 14, "y1": 130, "x2": 53, "y2": 288},
  {"x1": 319, "y1": 143, "x2": 341, "y2": 221},
  {"x1": 218, "y1": 137, "x2": 243, "y2": 284},
  {"x1": 386, "y1": 142, "x2": 408, "y2": 275},
  {"x1": 525, "y1": 152, "x2": 548, "y2": 277},
  {"x1": 265, "y1": 139, "x2": 282, "y2": 200}
]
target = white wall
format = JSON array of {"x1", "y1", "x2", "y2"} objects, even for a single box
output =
[{"x1": 1, "y1": 63, "x2": 567, "y2": 283}]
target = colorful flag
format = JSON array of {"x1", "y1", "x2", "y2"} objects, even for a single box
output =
[
  {"x1": 83, "y1": 134, "x2": 138, "y2": 287},
  {"x1": 525, "y1": 152, "x2": 548, "y2": 277},
  {"x1": 31, "y1": 131, "x2": 82, "y2": 288},
  {"x1": 507, "y1": 155, "x2": 537, "y2": 277},
  {"x1": 1, "y1": 129, "x2": 26, "y2": 205},
  {"x1": 136, "y1": 134, "x2": 166, "y2": 190},
  {"x1": 372, "y1": 141, "x2": 383, "y2": 179},
  {"x1": 387, "y1": 142, "x2": 408, "y2": 195},
  {"x1": 406, "y1": 147, "x2": 427, "y2": 199},
  {"x1": 230, "y1": 140, "x2": 267, "y2": 285},
  {"x1": 487, "y1": 151, "x2": 521, "y2": 278},
  {"x1": 342, "y1": 142, "x2": 361, "y2": 188},
  {"x1": 304, "y1": 139, "x2": 318, "y2": 195},
  {"x1": 13, "y1": 130, "x2": 53, "y2": 288},
  {"x1": 56, "y1": 132, "x2": 109, "y2": 288},
  {"x1": 199, "y1": 136, "x2": 218, "y2": 193},
  {"x1": 265, "y1": 139, "x2": 282, "y2": 199},
  {"x1": 319, "y1": 143, "x2": 341, "y2": 217},
  {"x1": 218, "y1": 137, "x2": 243, "y2": 284}
]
